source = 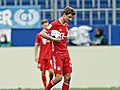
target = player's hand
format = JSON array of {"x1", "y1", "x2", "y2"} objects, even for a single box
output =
[
  {"x1": 35, "y1": 57, "x2": 38, "y2": 62},
  {"x1": 52, "y1": 37, "x2": 60, "y2": 42}
]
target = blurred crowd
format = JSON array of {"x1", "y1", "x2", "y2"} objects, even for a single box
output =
[
  {"x1": 0, "y1": 24, "x2": 107, "y2": 47},
  {"x1": 68, "y1": 26, "x2": 107, "y2": 46},
  {"x1": 0, "y1": 33, "x2": 12, "y2": 47},
  {"x1": 0, "y1": 25, "x2": 107, "y2": 47}
]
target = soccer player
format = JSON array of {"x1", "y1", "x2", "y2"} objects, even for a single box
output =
[
  {"x1": 40, "y1": 6, "x2": 76, "y2": 90},
  {"x1": 35, "y1": 19, "x2": 54, "y2": 89}
]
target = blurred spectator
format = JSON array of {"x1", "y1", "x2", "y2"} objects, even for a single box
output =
[
  {"x1": 67, "y1": 27, "x2": 78, "y2": 46},
  {"x1": 91, "y1": 28, "x2": 107, "y2": 45},
  {"x1": 68, "y1": 25, "x2": 92, "y2": 46},
  {"x1": 0, "y1": 33, "x2": 12, "y2": 47}
]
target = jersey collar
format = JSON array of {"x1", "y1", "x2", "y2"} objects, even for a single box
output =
[{"x1": 58, "y1": 17, "x2": 66, "y2": 26}]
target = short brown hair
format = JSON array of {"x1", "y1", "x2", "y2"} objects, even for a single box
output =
[
  {"x1": 63, "y1": 6, "x2": 76, "y2": 16},
  {"x1": 41, "y1": 19, "x2": 48, "y2": 25}
]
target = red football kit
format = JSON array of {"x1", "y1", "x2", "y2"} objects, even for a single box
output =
[
  {"x1": 35, "y1": 33, "x2": 53, "y2": 70},
  {"x1": 45, "y1": 19, "x2": 72, "y2": 75}
]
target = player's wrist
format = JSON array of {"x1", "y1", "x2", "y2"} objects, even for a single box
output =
[
  {"x1": 51, "y1": 37, "x2": 56, "y2": 41},
  {"x1": 52, "y1": 37, "x2": 60, "y2": 42}
]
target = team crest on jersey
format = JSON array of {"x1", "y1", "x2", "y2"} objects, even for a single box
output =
[{"x1": 59, "y1": 29, "x2": 62, "y2": 31}]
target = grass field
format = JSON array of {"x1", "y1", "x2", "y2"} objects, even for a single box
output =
[{"x1": 1, "y1": 88, "x2": 120, "y2": 90}]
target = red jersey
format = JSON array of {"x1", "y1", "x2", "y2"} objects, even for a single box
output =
[
  {"x1": 45, "y1": 19, "x2": 69, "y2": 57},
  {"x1": 35, "y1": 33, "x2": 52, "y2": 59}
]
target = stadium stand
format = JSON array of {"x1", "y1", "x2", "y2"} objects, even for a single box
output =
[
  {"x1": 0, "y1": 0, "x2": 120, "y2": 45},
  {"x1": 0, "y1": 0, "x2": 118, "y2": 26}
]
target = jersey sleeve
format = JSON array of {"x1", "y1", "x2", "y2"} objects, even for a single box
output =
[
  {"x1": 67, "y1": 24, "x2": 70, "y2": 30},
  {"x1": 35, "y1": 33, "x2": 40, "y2": 43},
  {"x1": 44, "y1": 21, "x2": 56, "y2": 33}
]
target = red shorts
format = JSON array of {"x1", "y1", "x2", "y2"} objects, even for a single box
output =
[
  {"x1": 37, "y1": 58, "x2": 53, "y2": 71},
  {"x1": 52, "y1": 53, "x2": 72, "y2": 75}
]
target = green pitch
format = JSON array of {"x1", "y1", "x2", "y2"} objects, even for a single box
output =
[{"x1": 1, "y1": 88, "x2": 120, "y2": 90}]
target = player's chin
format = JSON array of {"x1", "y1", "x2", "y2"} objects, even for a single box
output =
[{"x1": 66, "y1": 20, "x2": 71, "y2": 22}]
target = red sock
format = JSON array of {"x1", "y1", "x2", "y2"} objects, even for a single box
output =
[
  {"x1": 45, "y1": 80, "x2": 55, "y2": 90},
  {"x1": 42, "y1": 75, "x2": 47, "y2": 88},
  {"x1": 62, "y1": 82, "x2": 69, "y2": 90}
]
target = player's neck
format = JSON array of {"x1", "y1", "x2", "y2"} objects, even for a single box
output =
[{"x1": 59, "y1": 17, "x2": 66, "y2": 25}]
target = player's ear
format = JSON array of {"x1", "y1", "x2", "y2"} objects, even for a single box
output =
[{"x1": 62, "y1": 13, "x2": 66, "y2": 16}]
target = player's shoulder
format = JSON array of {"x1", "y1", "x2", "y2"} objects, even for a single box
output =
[
  {"x1": 51, "y1": 20, "x2": 60, "y2": 25},
  {"x1": 65, "y1": 23, "x2": 69, "y2": 27},
  {"x1": 36, "y1": 32, "x2": 40, "y2": 36},
  {"x1": 46, "y1": 20, "x2": 58, "y2": 29},
  {"x1": 36, "y1": 32, "x2": 41, "y2": 38}
]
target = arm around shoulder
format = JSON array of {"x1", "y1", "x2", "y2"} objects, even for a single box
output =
[{"x1": 40, "y1": 29, "x2": 60, "y2": 42}]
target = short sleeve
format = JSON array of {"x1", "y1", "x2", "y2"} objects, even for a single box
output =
[
  {"x1": 44, "y1": 21, "x2": 56, "y2": 33},
  {"x1": 35, "y1": 33, "x2": 40, "y2": 43}
]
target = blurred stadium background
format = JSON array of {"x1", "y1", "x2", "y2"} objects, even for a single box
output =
[
  {"x1": 0, "y1": 0, "x2": 119, "y2": 46},
  {"x1": 0, "y1": 0, "x2": 120, "y2": 90}
]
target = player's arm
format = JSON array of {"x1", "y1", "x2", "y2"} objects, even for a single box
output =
[
  {"x1": 34, "y1": 34, "x2": 40, "y2": 62},
  {"x1": 40, "y1": 29, "x2": 60, "y2": 42},
  {"x1": 34, "y1": 43, "x2": 39, "y2": 62}
]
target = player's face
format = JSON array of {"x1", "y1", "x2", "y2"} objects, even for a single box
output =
[
  {"x1": 96, "y1": 29, "x2": 100, "y2": 35},
  {"x1": 42, "y1": 22, "x2": 49, "y2": 29},
  {"x1": 63, "y1": 14, "x2": 74, "y2": 23}
]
